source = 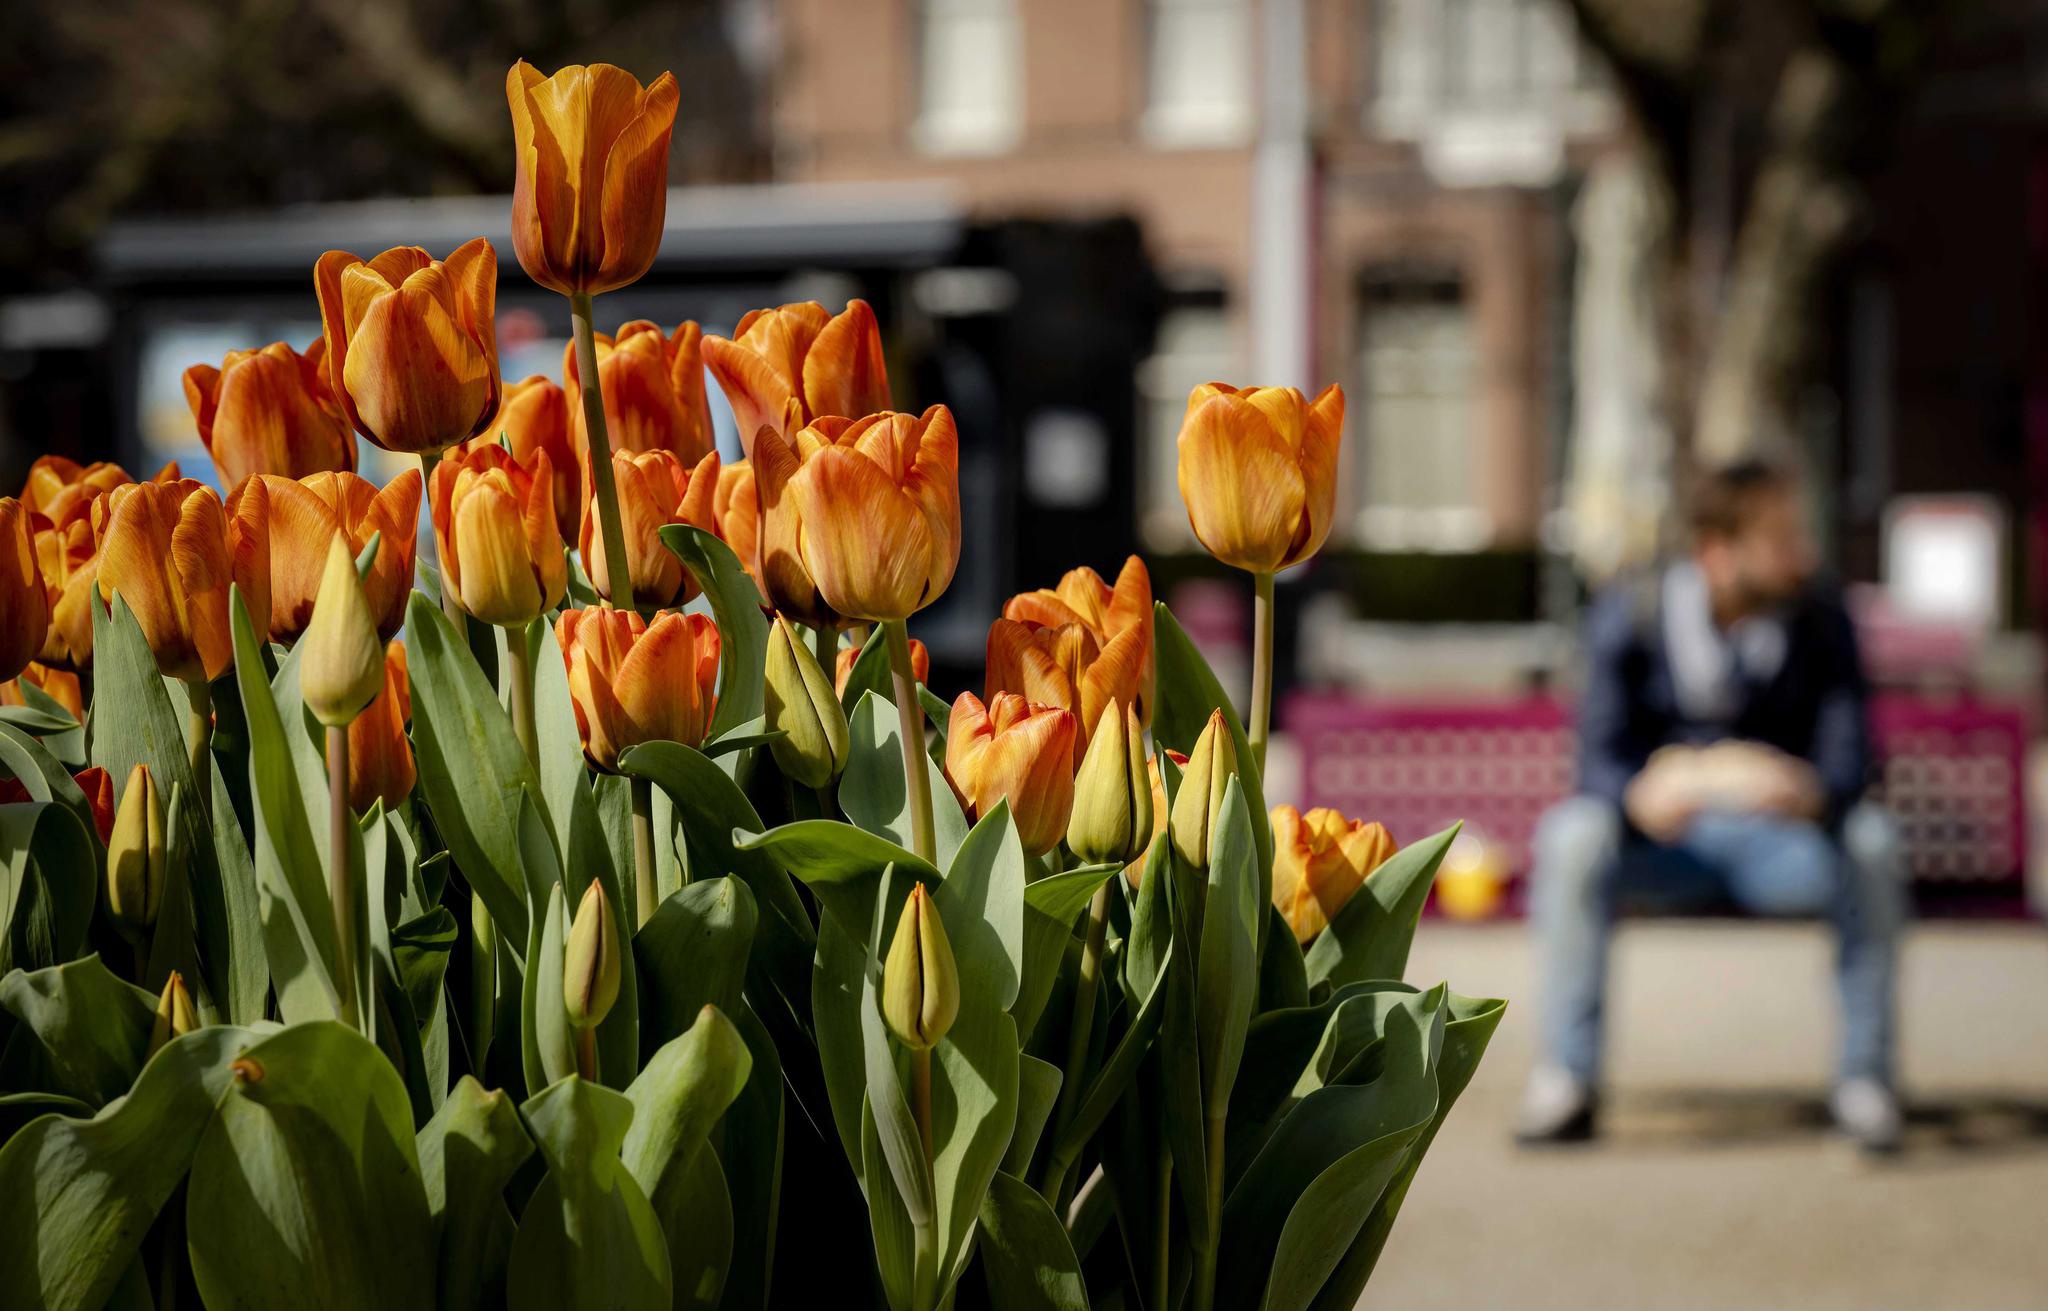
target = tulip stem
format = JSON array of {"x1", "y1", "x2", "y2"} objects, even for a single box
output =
[
  {"x1": 884, "y1": 619, "x2": 936, "y2": 865},
  {"x1": 503, "y1": 626, "x2": 539, "y2": 773},
  {"x1": 911, "y1": 1044, "x2": 938, "y2": 1311},
  {"x1": 1040, "y1": 882, "x2": 1113, "y2": 1201},
  {"x1": 575, "y1": 1023, "x2": 598, "y2": 1082},
  {"x1": 181, "y1": 680, "x2": 211, "y2": 816},
  {"x1": 418, "y1": 450, "x2": 467, "y2": 629},
  {"x1": 325, "y1": 725, "x2": 362, "y2": 1031},
  {"x1": 631, "y1": 776, "x2": 658, "y2": 930},
  {"x1": 1248, "y1": 570, "x2": 1275, "y2": 774},
  {"x1": 570, "y1": 290, "x2": 636, "y2": 612},
  {"x1": 1192, "y1": 1109, "x2": 1227, "y2": 1311},
  {"x1": 1152, "y1": 1147, "x2": 1174, "y2": 1311}
]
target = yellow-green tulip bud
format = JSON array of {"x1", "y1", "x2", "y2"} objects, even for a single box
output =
[
  {"x1": 301, "y1": 531, "x2": 386, "y2": 728},
  {"x1": 563, "y1": 878, "x2": 620, "y2": 1031},
  {"x1": 1169, "y1": 709, "x2": 1236, "y2": 869},
  {"x1": 148, "y1": 971, "x2": 197, "y2": 1056},
  {"x1": 1068, "y1": 698, "x2": 1151, "y2": 865},
  {"x1": 764, "y1": 616, "x2": 849, "y2": 788},
  {"x1": 107, "y1": 763, "x2": 165, "y2": 940},
  {"x1": 881, "y1": 883, "x2": 958, "y2": 1050}
]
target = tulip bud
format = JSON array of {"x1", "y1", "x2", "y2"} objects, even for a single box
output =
[
  {"x1": 148, "y1": 971, "x2": 197, "y2": 1056},
  {"x1": 1068, "y1": 699, "x2": 1151, "y2": 865},
  {"x1": 1169, "y1": 710, "x2": 1237, "y2": 870},
  {"x1": 107, "y1": 763, "x2": 165, "y2": 940},
  {"x1": 764, "y1": 617, "x2": 849, "y2": 789},
  {"x1": 881, "y1": 884, "x2": 958, "y2": 1051},
  {"x1": 300, "y1": 533, "x2": 385, "y2": 728},
  {"x1": 563, "y1": 879, "x2": 620, "y2": 1031}
]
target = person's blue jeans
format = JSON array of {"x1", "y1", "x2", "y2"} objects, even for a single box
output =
[{"x1": 1530, "y1": 794, "x2": 1905, "y2": 1085}]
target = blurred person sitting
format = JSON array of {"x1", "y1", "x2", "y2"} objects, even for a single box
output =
[{"x1": 1517, "y1": 458, "x2": 1906, "y2": 1153}]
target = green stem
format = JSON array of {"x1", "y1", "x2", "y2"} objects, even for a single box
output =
[
  {"x1": 325, "y1": 725, "x2": 362, "y2": 1030},
  {"x1": 1192, "y1": 1110, "x2": 1227, "y2": 1311},
  {"x1": 470, "y1": 889, "x2": 497, "y2": 1074},
  {"x1": 182, "y1": 679, "x2": 211, "y2": 817},
  {"x1": 503, "y1": 627, "x2": 539, "y2": 773},
  {"x1": 884, "y1": 619, "x2": 936, "y2": 865},
  {"x1": 631, "y1": 775, "x2": 657, "y2": 930},
  {"x1": 1248, "y1": 570, "x2": 1275, "y2": 773},
  {"x1": 419, "y1": 449, "x2": 466, "y2": 629},
  {"x1": 1152, "y1": 1148, "x2": 1174, "y2": 1311},
  {"x1": 575, "y1": 1023, "x2": 598, "y2": 1082},
  {"x1": 912, "y1": 1044, "x2": 938, "y2": 1311},
  {"x1": 570, "y1": 290, "x2": 636, "y2": 612},
  {"x1": 1040, "y1": 882, "x2": 1112, "y2": 1200}
]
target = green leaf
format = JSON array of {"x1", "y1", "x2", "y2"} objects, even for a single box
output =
[
  {"x1": 720, "y1": 1002, "x2": 785, "y2": 1311},
  {"x1": 736, "y1": 818, "x2": 940, "y2": 931},
  {"x1": 0, "y1": 1026, "x2": 255, "y2": 1311},
  {"x1": 1046, "y1": 942, "x2": 1171, "y2": 1181},
  {"x1": 1302, "y1": 823, "x2": 1460, "y2": 991},
  {"x1": 1015, "y1": 859, "x2": 1121, "y2": 1046},
  {"x1": 633, "y1": 876, "x2": 756, "y2": 1060},
  {"x1": 1151, "y1": 601, "x2": 1273, "y2": 890},
  {"x1": 660, "y1": 524, "x2": 769, "y2": 740},
  {"x1": 0, "y1": 722, "x2": 101, "y2": 868},
  {"x1": 0, "y1": 801, "x2": 95, "y2": 977},
  {"x1": 1225, "y1": 981, "x2": 1413, "y2": 1177},
  {"x1": 187, "y1": 1021, "x2": 436, "y2": 1308},
  {"x1": 0, "y1": 956, "x2": 155, "y2": 1107},
  {"x1": 1004, "y1": 1054, "x2": 1064, "y2": 1177},
  {"x1": 522, "y1": 875, "x2": 576, "y2": 1094},
  {"x1": 623, "y1": 1005, "x2": 754, "y2": 1310},
  {"x1": 840, "y1": 691, "x2": 968, "y2": 867},
  {"x1": 836, "y1": 625, "x2": 892, "y2": 716},
  {"x1": 858, "y1": 870, "x2": 937, "y2": 1234},
  {"x1": 417, "y1": 1075, "x2": 533, "y2": 1311},
  {"x1": 509, "y1": 1075, "x2": 672, "y2": 1311},
  {"x1": 977, "y1": 1170, "x2": 1091, "y2": 1311},
  {"x1": 7, "y1": 676, "x2": 84, "y2": 766},
  {"x1": 1197, "y1": 777, "x2": 1260, "y2": 1109},
  {"x1": 0, "y1": 701, "x2": 77, "y2": 735}
]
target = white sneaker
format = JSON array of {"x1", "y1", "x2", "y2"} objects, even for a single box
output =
[
  {"x1": 1830, "y1": 1077, "x2": 1903, "y2": 1154},
  {"x1": 1515, "y1": 1066, "x2": 1597, "y2": 1144}
]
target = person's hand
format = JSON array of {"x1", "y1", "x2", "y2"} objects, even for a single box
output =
[
  {"x1": 1625, "y1": 747, "x2": 1703, "y2": 843},
  {"x1": 1688, "y1": 741, "x2": 1824, "y2": 820}
]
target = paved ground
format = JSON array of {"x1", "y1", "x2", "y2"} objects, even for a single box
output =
[{"x1": 1365, "y1": 921, "x2": 2048, "y2": 1309}]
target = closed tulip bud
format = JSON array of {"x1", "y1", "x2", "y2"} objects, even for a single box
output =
[
  {"x1": 347, "y1": 642, "x2": 416, "y2": 812},
  {"x1": 703, "y1": 300, "x2": 892, "y2": 458},
  {"x1": 107, "y1": 763, "x2": 165, "y2": 939},
  {"x1": 301, "y1": 534, "x2": 386, "y2": 728},
  {"x1": 1170, "y1": 710, "x2": 1237, "y2": 870},
  {"x1": 148, "y1": 971, "x2": 197, "y2": 1056},
  {"x1": 580, "y1": 447, "x2": 719, "y2": 609},
  {"x1": 430, "y1": 444, "x2": 568, "y2": 627},
  {"x1": 182, "y1": 339, "x2": 356, "y2": 486},
  {"x1": 313, "y1": 239, "x2": 500, "y2": 455},
  {"x1": 0, "y1": 498, "x2": 49, "y2": 684},
  {"x1": 834, "y1": 636, "x2": 926, "y2": 698},
  {"x1": 764, "y1": 616, "x2": 848, "y2": 789},
  {"x1": 469, "y1": 376, "x2": 579, "y2": 541},
  {"x1": 557, "y1": 608, "x2": 720, "y2": 771},
  {"x1": 1176, "y1": 382, "x2": 1344, "y2": 574},
  {"x1": 564, "y1": 878, "x2": 620, "y2": 1030},
  {"x1": 1068, "y1": 699, "x2": 1151, "y2": 865},
  {"x1": 234, "y1": 470, "x2": 419, "y2": 643},
  {"x1": 944, "y1": 692, "x2": 1077, "y2": 859},
  {"x1": 562, "y1": 320, "x2": 714, "y2": 469},
  {"x1": 1271, "y1": 806, "x2": 1397, "y2": 943},
  {"x1": 96, "y1": 478, "x2": 270, "y2": 681},
  {"x1": 507, "y1": 62, "x2": 680, "y2": 297},
  {"x1": 881, "y1": 884, "x2": 958, "y2": 1051}
]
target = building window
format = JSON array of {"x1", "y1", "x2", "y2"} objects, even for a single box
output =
[
  {"x1": 1353, "y1": 275, "x2": 1491, "y2": 551},
  {"x1": 913, "y1": 0, "x2": 1023, "y2": 156},
  {"x1": 1137, "y1": 299, "x2": 1242, "y2": 550},
  {"x1": 1143, "y1": 0, "x2": 1252, "y2": 147}
]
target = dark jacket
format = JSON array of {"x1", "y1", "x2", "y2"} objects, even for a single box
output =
[{"x1": 1575, "y1": 571, "x2": 1874, "y2": 827}]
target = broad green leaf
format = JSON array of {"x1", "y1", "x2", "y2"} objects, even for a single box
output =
[
  {"x1": 1259, "y1": 905, "x2": 1310, "y2": 1011},
  {"x1": 1046, "y1": 943, "x2": 1171, "y2": 1185},
  {"x1": 1151, "y1": 601, "x2": 1273, "y2": 890},
  {"x1": 509, "y1": 1076, "x2": 671, "y2": 1311},
  {"x1": 1197, "y1": 777, "x2": 1260, "y2": 1109},
  {"x1": 5, "y1": 676, "x2": 84, "y2": 766},
  {"x1": 858, "y1": 869, "x2": 937, "y2": 1234},
  {"x1": 1226, "y1": 981, "x2": 1414, "y2": 1178},
  {"x1": 0, "y1": 702, "x2": 76, "y2": 735},
  {"x1": 187, "y1": 1021, "x2": 435, "y2": 1308},
  {"x1": 661, "y1": 525, "x2": 768, "y2": 740},
  {"x1": 0, "y1": 956, "x2": 155, "y2": 1107},
  {"x1": 977, "y1": 1169, "x2": 1090, "y2": 1311},
  {"x1": 737, "y1": 818, "x2": 939, "y2": 931},
  {"x1": 0, "y1": 722, "x2": 100, "y2": 869},
  {"x1": 1004, "y1": 1053, "x2": 1063, "y2": 1178},
  {"x1": 1302, "y1": 823, "x2": 1460, "y2": 991},
  {"x1": 417, "y1": 1075, "x2": 533, "y2": 1311},
  {"x1": 524, "y1": 879, "x2": 576, "y2": 1093},
  {"x1": 720, "y1": 1002, "x2": 786, "y2": 1311},
  {"x1": 840, "y1": 690, "x2": 968, "y2": 867},
  {"x1": 1015, "y1": 859, "x2": 1121, "y2": 1046},
  {"x1": 0, "y1": 802, "x2": 95, "y2": 977},
  {"x1": 835, "y1": 625, "x2": 891, "y2": 715},
  {"x1": 633, "y1": 876, "x2": 755, "y2": 1059}
]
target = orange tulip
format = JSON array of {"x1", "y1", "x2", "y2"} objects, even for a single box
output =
[
  {"x1": 562, "y1": 319, "x2": 713, "y2": 471},
  {"x1": 984, "y1": 616, "x2": 1145, "y2": 762},
  {"x1": 348, "y1": 642, "x2": 416, "y2": 812},
  {"x1": 944, "y1": 691, "x2": 1077, "y2": 858},
  {"x1": 95, "y1": 478, "x2": 270, "y2": 682},
  {"x1": 313, "y1": 239, "x2": 501, "y2": 455},
  {"x1": 835, "y1": 637, "x2": 926, "y2": 698},
  {"x1": 232, "y1": 470, "x2": 419, "y2": 643},
  {"x1": 556, "y1": 608, "x2": 720, "y2": 771},
  {"x1": 1270, "y1": 805, "x2": 1397, "y2": 944},
  {"x1": 581, "y1": 448, "x2": 720, "y2": 609},
  {"x1": 183, "y1": 339, "x2": 355, "y2": 486},
  {"x1": 21, "y1": 457, "x2": 181, "y2": 533},
  {"x1": 429, "y1": 444, "x2": 566, "y2": 627},
  {"x1": 1177, "y1": 382, "x2": 1344, "y2": 574},
  {"x1": 505, "y1": 61, "x2": 680, "y2": 297},
  {"x1": 753, "y1": 407, "x2": 960, "y2": 625},
  {"x1": 1003, "y1": 555, "x2": 1154, "y2": 725},
  {"x1": 468, "y1": 375, "x2": 579, "y2": 541},
  {"x1": 1, "y1": 661, "x2": 84, "y2": 721},
  {"x1": 0, "y1": 498, "x2": 50, "y2": 683},
  {"x1": 703, "y1": 300, "x2": 891, "y2": 457},
  {"x1": 32, "y1": 509, "x2": 102, "y2": 671},
  {"x1": 0, "y1": 765, "x2": 115, "y2": 841},
  {"x1": 711, "y1": 458, "x2": 764, "y2": 597}
]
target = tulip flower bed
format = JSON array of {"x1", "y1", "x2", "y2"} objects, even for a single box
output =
[{"x1": 0, "y1": 60, "x2": 1502, "y2": 1311}]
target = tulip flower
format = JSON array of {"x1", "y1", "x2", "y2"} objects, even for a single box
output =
[
  {"x1": 232, "y1": 469, "x2": 419, "y2": 643},
  {"x1": 148, "y1": 972, "x2": 198, "y2": 1056},
  {"x1": 1, "y1": 661, "x2": 84, "y2": 722},
  {"x1": 557, "y1": 608, "x2": 720, "y2": 771},
  {"x1": 710, "y1": 457, "x2": 765, "y2": 597},
  {"x1": 1176, "y1": 382, "x2": 1344, "y2": 575},
  {"x1": 0, "y1": 498, "x2": 49, "y2": 684},
  {"x1": 834, "y1": 636, "x2": 927, "y2": 698},
  {"x1": 183, "y1": 339, "x2": 355, "y2": 485},
  {"x1": 301, "y1": 534, "x2": 386, "y2": 729},
  {"x1": 765, "y1": 616, "x2": 848, "y2": 789},
  {"x1": 348, "y1": 642, "x2": 415, "y2": 813},
  {"x1": 944, "y1": 691, "x2": 1076, "y2": 858},
  {"x1": 562, "y1": 319, "x2": 714, "y2": 469},
  {"x1": 564, "y1": 877, "x2": 621, "y2": 1030},
  {"x1": 95, "y1": 478, "x2": 270, "y2": 682},
  {"x1": 753, "y1": 407, "x2": 960, "y2": 625},
  {"x1": 313, "y1": 239, "x2": 501, "y2": 455},
  {"x1": 1169, "y1": 710, "x2": 1236, "y2": 871},
  {"x1": 506, "y1": 61, "x2": 680, "y2": 297},
  {"x1": 1004, "y1": 555, "x2": 1154, "y2": 723},
  {"x1": 20, "y1": 455, "x2": 176, "y2": 531},
  {"x1": 984, "y1": 616, "x2": 1145, "y2": 759},
  {"x1": 32, "y1": 509, "x2": 104, "y2": 670},
  {"x1": 1068, "y1": 700, "x2": 1151, "y2": 866},
  {"x1": 703, "y1": 300, "x2": 891, "y2": 457},
  {"x1": 1271, "y1": 805, "x2": 1397, "y2": 943},
  {"x1": 469, "y1": 375, "x2": 579, "y2": 541},
  {"x1": 881, "y1": 882, "x2": 959, "y2": 1050},
  {"x1": 107, "y1": 763, "x2": 166, "y2": 940},
  {"x1": 580, "y1": 448, "x2": 719, "y2": 609},
  {"x1": 430, "y1": 444, "x2": 567, "y2": 627}
]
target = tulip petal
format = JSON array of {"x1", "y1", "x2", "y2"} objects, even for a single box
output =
[
  {"x1": 802, "y1": 299, "x2": 891, "y2": 424},
  {"x1": 1176, "y1": 394, "x2": 1307, "y2": 574},
  {"x1": 440, "y1": 238, "x2": 501, "y2": 437},
  {"x1": 702, "y1": 333, "x2": 800, "y2": 462},
  {"x1": 594, "y1": 71, "x2": 679, "y2": 294},
  {"x1": 452, "y1": 480, "x2": 541, "y2": 626},
  {"x1": 313, "y1": 252, "x2": 367, "y2": 435},
  {"x1": 789, "y1": 447, "x2": 935, "y2": 622},
  {"x1": 1286, "y1": 383, "x2": 1345, "y2": 569},
  {"x1": 343, "y1": 264, "x2": 494, "y2": 454}
]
